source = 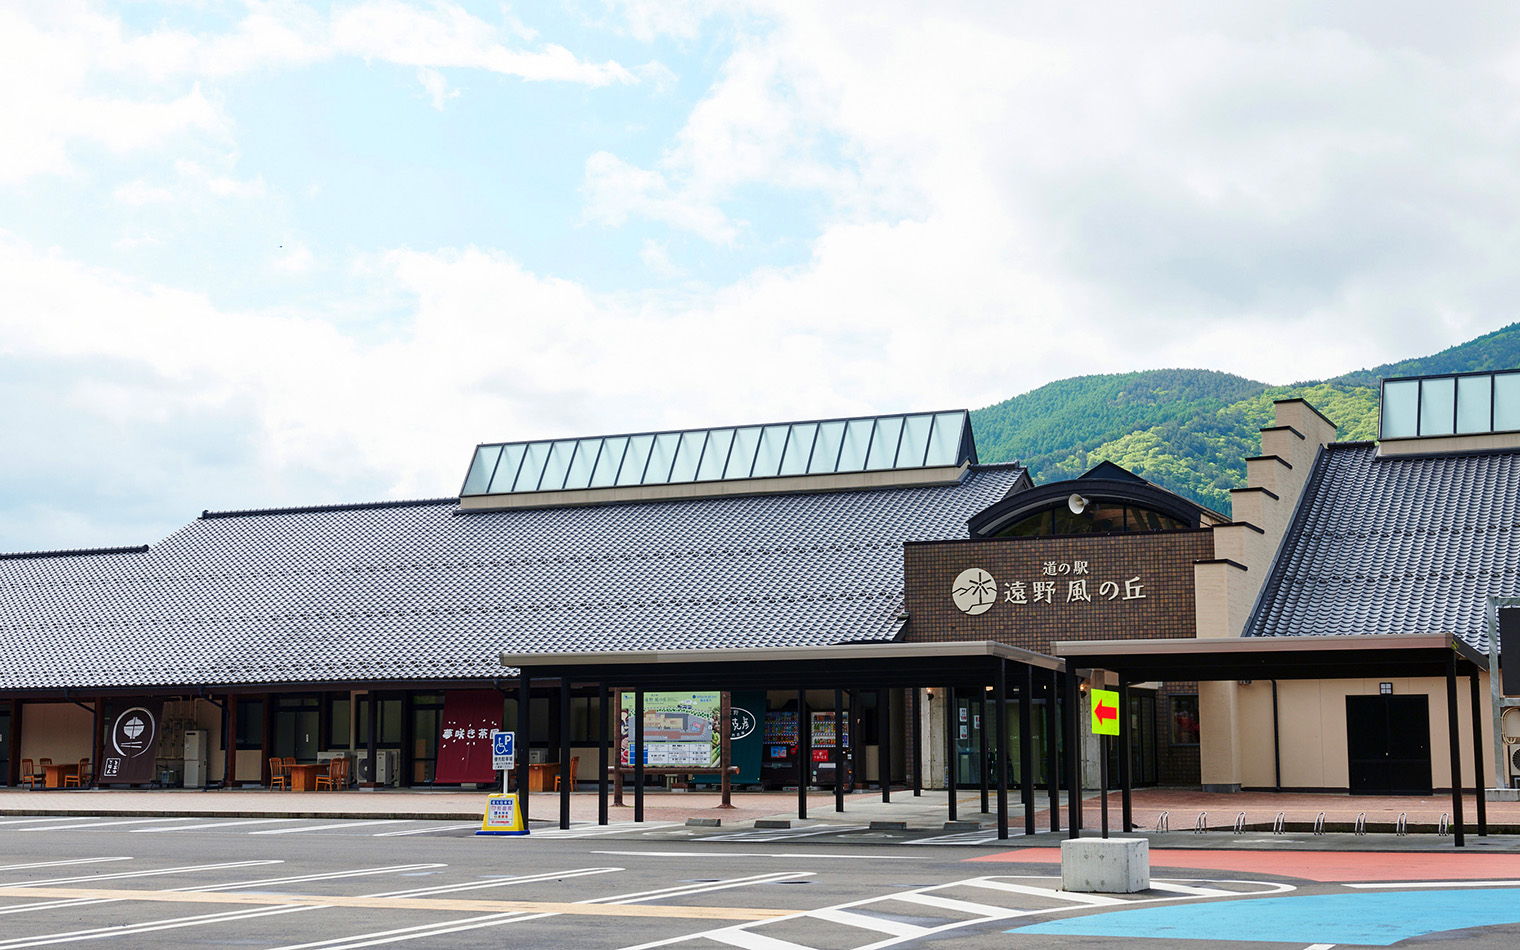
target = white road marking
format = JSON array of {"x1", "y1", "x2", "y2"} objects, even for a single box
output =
[
  {"x1": 267, "y1": 870, "x2": 815, "y2": 950},
  {"x1": 590, "y1": 850, "x2": 914, "y2": 860},
  {"x1": 18, "y1": 817, "x2": 195, "y2": 833},
  {"x1": 364, "y1": 867, "x2": 620, "y2": 899},
  {"x1": 1348, "y1": 880, "x2": 1520, "y2": 889},
  {"x1": 530, "y1": 822, "x2": 683, "y2": 838},
  {"x1": 965, "y1": 878, "x2": 1126, "y2": 905},
  {"x1": 1304, "y1": 945, "x2": 1336, "y2": 950},
  {"x1": 1, "y1": 860, "x2": 281, "y2": 889},
  {"x1": 131, "y1": 818, "x2": 298, "y2": 833},
  {"x1": 371, "y1": 824, "x2": 480, "y2": 837},
  {"x1": 0, "y1": 902, "x2": 314, "y2": 948},
  {"x1": 707, "y1": 825, "x2": 866, "y2": 841},
  {"x1": 810, "y1": 908, "x2": 927, "y2": 938},
  {"x1": 0, "y1": 817, "x2": 98, "y2": 828},
  {"x1": 0, "y1": 859, "x2": 130, "y2": 873},
  {"x1": 896, "y1": 891, "x2": 1014, "y2": 916},
  {"x1": 248, "y1": 820, "x2": 404, "y2": 835}
]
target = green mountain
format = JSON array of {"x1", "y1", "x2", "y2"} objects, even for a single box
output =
[{"x1": 970, "y1": 322, "x2": 1520, "y2": 516}]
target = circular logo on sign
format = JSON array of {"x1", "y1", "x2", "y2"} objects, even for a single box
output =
[
  {"x1": 111, "y1": 706, "x2": 157, "y2": 758},
  {"x1": 729, "y1": 707, "x2": 757, "y2": 740},
  {"x1": 951, "y1": 568, "x2": 998, "y2": 615}
]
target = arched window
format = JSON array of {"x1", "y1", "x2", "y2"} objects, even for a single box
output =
[{"x1": 992, "y1": 502, "x2": 1186, "y2": 538}]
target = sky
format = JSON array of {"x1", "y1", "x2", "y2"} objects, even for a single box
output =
[{"x1": 4, "y1": 1, "x2": 1520, "y2": 552}]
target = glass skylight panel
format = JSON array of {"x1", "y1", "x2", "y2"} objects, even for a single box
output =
[
  {"x1": 513, "y1": 442, "x2": 552, "y2": 491},
  {"x1": 642, "y1": 432, "x2": 681, "y2": 484},
  {"x1": 865, "y1": 416, "x2": 905, "y2": 470},
  {"x1": 562, "y1": 438, "x2": 603, "y2": 490},
  {"x1": 809, "y1": 421, "x2": 846, "y2": 474},
  {"x1": 669, "y1": 430, "x2": 707, "y2": 483},
  {"x1": 925, "y1": 412, "x2": 964, "y2": 466},
  {"x1": 896, "y1": 414, "x2": 933, "y2": 467},
  {"x1": 487, "y1": 443, "x2": 527, "y2": 493},
  {"x1": 1457, "y1": 376, "x2": 1492, "y2": 434},
  {"x1": 617, "y1": 434, "x2": 655, "y2": 486},
  {"x1": 752, "y1": 425, "x2": 790, "y2": 477},
  {"x1": 696, "y1": 429, "x2": 734, "y2": 481},
  {"x1": 1497, "y1": 374, "x2": 1520, "y2": 431},
  {"x1": 460, "y1": 409, "x2": 975, "y2": 496},
  {"x1": 779, "y1": 423, "x2": 817, "y2": 476},
  {"x1": 1419, "y1": 377, "x2": 1456, "y2": 436},
  {"x1": 538, "y1": 440, "x2": 577, "y2": 491},
  {"x1": 1380, "y1": 380, "x2": 1419, "y2": 439},
  {"x1": 837, "y1": 418, "x2": 874, "y2": 472},
  {"x1": 462, "y1": 445, "x2": 502, "y2": 495},
  {"x1": 589, "y1": 437, "x2": 626, "y2": 488},
  {"x1": 727, "y1": 427, "x2": 763, "y2": 478}
]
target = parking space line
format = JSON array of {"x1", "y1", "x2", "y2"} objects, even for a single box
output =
[
  {"x1": 18, "y1": 817, "x2": 196, "y2": 833},
  {"x1": 0, "y1": 817, "x2": 98, "y2": 828},
  {"x1": 0, "y1": 859, "x2": 130, "y2": 873},
  {"x1": 810, "y1": 908, "x2": 927, "y2": 938},
  {"x1": 249, "y1": 820, "x2": 404, "y2": 835},
  {"x1": 531, "y1": 822, "x2": 683, "y2": 839},
  {"x1": 132, "y1": 818, "x2": 298, "y2": 833},
  {"x1": 2, "y1": 860, "x2": 281, "y2": 889},
  {"x1": 372, "y1": 824, "x2": 480, "y2": 837}
]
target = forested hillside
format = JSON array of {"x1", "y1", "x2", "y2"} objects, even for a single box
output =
[{"x1": 970, "y1": 322, "x2": 1520, "y2": 516}]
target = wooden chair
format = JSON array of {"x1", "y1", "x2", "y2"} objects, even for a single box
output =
[
  {"x1": 63, "y1": 758, "x2": 90, "y2": 788},
  {"x1": 553, "y1": 756, "x2": 580, "y2": 792},
  {"x1": 269, "y1": 756, "x2": 290, "y2": 790},
  {"x1": 316, "y1": 756, "x2": 346, "y2": 791},
  {"x1": 20, "y1": 758, "x2": 39, "y2": 790}
]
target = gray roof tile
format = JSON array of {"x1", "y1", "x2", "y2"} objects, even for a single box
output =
[
  {"x1": 0, "y1": 467, "x2": 1022, "y2": 691},
  {"x1": 1244, "y1": 442, "x2": 1520, "y2": 653}
]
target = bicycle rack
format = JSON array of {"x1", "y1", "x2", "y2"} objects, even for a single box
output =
[
  {"x1": 1396, "y1": 813, "x2": 1408, "y2": 836},
  {"x1": 1438, "y1": 813, "x2": 1451, "y2": 836},
  {"x1": 1233, "y1": 812, "x2": 1247, "y2": 834},
  {"x1": 1155, "y1": 811, "x2": 1170, "y2": 833},
  {"x1": 1193, "y1": 811, "x2": 1208, "y2": 834},
  {"x1": 1272, "y1": 812, "x2": 1285, "y2": 835},
  {"x1": 1354, "y1": 813, "x2": 1367, "y2": 836},
  {"x1": 1313, "y1": 812, "x2": 1325, "y2": 835}
]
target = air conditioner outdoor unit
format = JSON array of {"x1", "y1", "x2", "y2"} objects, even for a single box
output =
[
  {"x1": 317, "y1": 750, "x2": 349, "y2": 763},
  {"x1": 1509, "y1": 746, "x2": 1520, "y2": 783},
  {"x1": 357, "y1": 750, "x2": 398, "y2": 785}
]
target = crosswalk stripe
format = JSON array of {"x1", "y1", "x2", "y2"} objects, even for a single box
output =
[
  {"x1": 707, "y1": 928, "x2": 810, "y2": 950},
  {"x1": 810, "y1": 908, "x2": 927, "y2": 937},
  {"x1": 895, "y1": 891, "x2": 1025, "y2": 917},
  {"x1": 372, "y1": 824, "x2": 480, "y2": 837},
  {"x1": 964, "y1": 879, "x2": 1126, "y2": 905},
  {"x1": 132, "y1": 819, "x2": 297, "y2": 833},
  {"x1": 18, "y1": 818, "x2": 195, "y2": 833},
  {"x1": 249, "y1": 820, "x2": 403, "y2": 835}
]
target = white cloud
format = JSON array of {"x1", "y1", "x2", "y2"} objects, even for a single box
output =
[
  {"x1": 415, "y1": 66, "x2": 460, "y2": 109},
  {"x1": 583, "y1": 151, "x2": 737, "y2": 243},
  {"x1": 272, "y1": 242, "x2": 316, "y2": 273},
  {"x1": 332, "y1": 0, "x2": 636, "y2": 86},
  {"x1": 638, "y1": 239, "x2": 682, "y2": 277}
]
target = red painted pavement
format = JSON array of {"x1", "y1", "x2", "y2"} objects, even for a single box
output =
[{"x1": 968, "y1": 848, "x2": 1520, "y2": 882}]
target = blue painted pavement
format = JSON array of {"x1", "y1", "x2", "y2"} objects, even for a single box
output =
[{"x1": 1009, "y1": 888, "x2": 1520, "y2": 946}]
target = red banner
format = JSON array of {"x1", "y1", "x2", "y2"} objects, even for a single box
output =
[{"x1": 434, "y1": 690, "x2": 501, "y2": 784}]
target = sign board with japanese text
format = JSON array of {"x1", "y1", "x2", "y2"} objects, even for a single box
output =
[
  {"x1": 903, "y1": 531, "x2": 1214, "y2": 654},
  {"x1": 477, "y1": 793, "x2": 528, "y2": 836},
  {"x1": 620, "y1": 692, "x2": 721, "y2": 768},
  {"x1": 491, "y1": 730, "x2": 515, "y2": 771}
]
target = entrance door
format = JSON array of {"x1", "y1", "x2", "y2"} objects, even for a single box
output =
[
  {"x1": 275, "y1": 697, "x2": 320, "y2": 762},
  {"x1": 1346, "y1": 695, "x2": 1432, "y2": 795}
]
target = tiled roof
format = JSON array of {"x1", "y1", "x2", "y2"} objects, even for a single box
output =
[
  {"x1": 0, "y1": 467, "x2": 1023, "y2": 692},
  {"x1": 1244, "y1": 442, "x2": 1520, "y2": 653}
]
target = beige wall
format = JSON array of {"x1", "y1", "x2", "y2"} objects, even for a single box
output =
[
  {"x1": 1237, "y1": 676, "x2": 1496, "y2": 790},
  {"x1": 18, "y1": 702, "x2": 94, "y2": 767}
]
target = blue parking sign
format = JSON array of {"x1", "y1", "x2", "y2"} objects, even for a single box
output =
[{"x1": 491, "y1": 730, "x2": 515, "y2": 770}]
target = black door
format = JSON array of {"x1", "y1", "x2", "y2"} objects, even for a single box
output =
[{"x1": 1346, "y1": 695, "x2": 1432, "y2": 795}]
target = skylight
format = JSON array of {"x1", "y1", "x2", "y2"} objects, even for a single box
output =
[{"x1": 460, "y1": 410, "x2": 976, "y2": 497}]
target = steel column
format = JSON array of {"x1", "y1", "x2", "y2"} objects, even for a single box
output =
[
  {"x1": 634, "y1": 689, "x2": 645, "y2": 823},
  {"x1": 598, "y1": 681, "x2": 609, "y2": 826},
  {"x1": 995, "y1": 660, "x2": 1009, "y2": 839},
  {"x1": 1471, "y1": 673, "x2": 1488, "y2": 836},
  {"x1": 1020, "y1": 664, "x2": 1035, "y2": 835},
  {"x1": 944, "y1": 685, "x2": 957, "y2": 822},
  {"x1": 834, "y1": 689, "x2": 846, "y2": 813},
  {"x1": 1446, "y1": 656, "x2": 1464, "y2": 847},
  {"x1": 797, "y1": 689, "x2": 809, "y2": 820},
  {"x1": 1118, "y1": 680, "x2": 1132, "y2": 833},
  {"x1": 879, "y1": 688, "x2": 892, "y2": 803},
  {"x1": 559, "y1": 679, "x2": 572, "y2": 830}
]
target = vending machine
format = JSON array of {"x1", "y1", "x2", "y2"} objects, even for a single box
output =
[
  {"x1": 760, "y1": 710, "x2": 800, "y2": 787},
  {"x1": 808, "y1": 711, "x2": 852, "y2": 787}
]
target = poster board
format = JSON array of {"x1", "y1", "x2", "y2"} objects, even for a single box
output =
[{"x1": 620, "y1": 691, "x2": 721, "y2": 768}]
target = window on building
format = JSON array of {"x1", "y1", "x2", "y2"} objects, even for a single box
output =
[
  {"x1": 1170, "y1": 695, "x2": 1200, "y2": 745},
  {"x1": 235, "y1": 698, "x2": 264, "y2": 750},
  {"x1": 994, "y1": 503, "x2": 1185, "y2": 538}
]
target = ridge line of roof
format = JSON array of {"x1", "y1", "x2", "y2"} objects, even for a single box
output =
[
  {"x1": 200, "y1": 498, "x2": 458, "y2": 520},
  {"x1": 0, "y1": 544, "x2": 150, "y2": 562},
  {"x1": 468, "y1": 409, "x2": 973, "y2": 449}
]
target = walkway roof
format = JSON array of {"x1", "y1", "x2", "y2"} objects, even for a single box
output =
[{"x1": 1053, "y1": 633, "x2": 1487, "y2": 681}]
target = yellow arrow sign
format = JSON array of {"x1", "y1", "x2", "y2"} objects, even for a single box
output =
[{"x1": 1090, "y1": 688, "x2": 1119, "y2": 736}]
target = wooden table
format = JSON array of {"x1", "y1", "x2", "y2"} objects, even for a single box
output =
[
  {"x1": 286, "y1": 763, "x2": 322, "y2": 791},
  {"x1": 42, "y1": 764, "x2": 77, "y2": 789},
  {"x1": 528, "y1": 763, "x2": 559, "y2": 792}
]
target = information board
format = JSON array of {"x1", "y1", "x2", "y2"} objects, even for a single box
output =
[{"x1": 620, "y1": 692, "x2": 721, "y2": 768}]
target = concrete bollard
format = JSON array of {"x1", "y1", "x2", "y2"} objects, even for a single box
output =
[{"x1": 1060, "y1": 837, "x2": 1150, "y2": 893}]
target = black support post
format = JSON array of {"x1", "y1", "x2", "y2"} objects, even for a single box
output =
[
  {"x1": 559, "y1": 678, "x2": 572, "y2": 830},
  {"x1": 516, "y1": 674, "x2": 529, "y2": 825},
  {"x1": 1471, "y1": 673, "x2": 1488, "y2": 837},
  {"x1": 979, "y1": 692, "x2": 989, "y2": 815},
  {"x1": 1020, "y1": 664, "x2": 1035, "y2": 835},
  {"x1": 834, "y1": 689, "x2": 846, "y2": 813},
  {"x1": 1118, "y1": 679, "x2": 1133, "y2": 834},
  {"x1": 879, "y1": 688, "x2": 892, "y2": 803},
  {"x1": 944, "y1": 685, "x2": 957, "y2": 822},
  {"x1": 1047, "y1": 668, "x2": 1060, "y2": 833},
  {"x1": 598, "y1": 682, "x2": 609, "y2": 826},
  {"x1": 1446, "y1": 657, "x2": 1464, "y2": 847},
  {"x1": 996, "y1": 660, "x2": 1009, "y2": 840},
  {"x1": 1064, "y1": 667, "x2": 1081, "y2": 839},
  {"x1": 634, "y1": 689, "x2": 645, "y2": 823},
  {"x1": 797, "y1": 689, "x2": 809, "y2": 820}
]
